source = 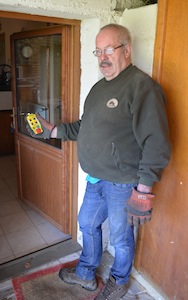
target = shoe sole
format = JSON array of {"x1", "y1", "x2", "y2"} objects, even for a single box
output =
[{"x1": 59, "y1": 269, "x2": 97, "y2": 291}]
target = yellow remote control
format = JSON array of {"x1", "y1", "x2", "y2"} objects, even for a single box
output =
[{"x1": 26, "y1": 113, "x2": 43, "y2": 134}]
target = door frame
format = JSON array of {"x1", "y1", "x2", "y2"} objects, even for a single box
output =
[{"x1": 0, "y1": 10, "x2": 80, "y2": 240}]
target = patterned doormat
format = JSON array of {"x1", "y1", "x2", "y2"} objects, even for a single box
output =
[{"x1": 12, "y1": 260, "x2": 103, "y2": 300}]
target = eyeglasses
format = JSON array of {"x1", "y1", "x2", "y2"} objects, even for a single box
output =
[{"x1": 93, "y1": 45, "x2": 124, "y2": 57}]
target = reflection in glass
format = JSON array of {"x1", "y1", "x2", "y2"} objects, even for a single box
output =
[{"x1": 15, "y1": 34, "x2": 62, "y2": 149}]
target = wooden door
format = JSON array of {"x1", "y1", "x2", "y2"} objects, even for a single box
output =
[
  {"x1": 134, "y1": 1, "x2": 188, "y2": 298},
  {"x1": 11, "y1": 25, "x2": 80, "y2": 236},
  {"x1": 0, "y1": 110, "x2": 15, "y2": 155}
]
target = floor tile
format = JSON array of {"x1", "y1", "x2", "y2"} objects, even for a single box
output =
[
  {"x1": 0, "y1": 211, "x2": 34, "y2": 234},
  {"x1": 0, "y1": 200, "x2": 24, "y2": 217},
  {"x1": 5, "y1": 177, "x2": 18, "y2": 197},
  {"x1": 18, "y1": 200, "x2": 32, "y2": 212},
  {"x1": 0, "y1": 254, "x2": 16, "y2": 264},
  {"x1": 14, "y1": 244, "x2": 47, "y2": 258},
  {"x1": 36, "y1": 222, "x2": 70, "y2": 245},
  {"x1": 0, "y1": 168, "x2": 17, "y2": 180},
  {"x1": 0, "y1": 224, "x2": 4, "y2": 235},
  {"x1": 0, "y1": 187, "x2": 16, "y2": 202},
  {"x1": 26, "y1": 209, "x2": 47, "y2": 225},
  {"x1": 0, "y1": 177, "x2": 8, "y2": 190},
  {"x1": 0, "y1": 156, "x2": 15, "y2": 172},
  {"x1": 0, "y1": 235, "x2": 14, "y2": 260},
  {"x1": 6, "y1": 226, "x2": 47, "y2": 255}
]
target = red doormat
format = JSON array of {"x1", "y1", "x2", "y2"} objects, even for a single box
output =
[{"x1": 12, "y1": 260, "x2": 104, "y2": 300}]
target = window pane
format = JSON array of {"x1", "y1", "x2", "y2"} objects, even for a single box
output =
[{"x1": 15, "y1": 34, "x2": 62, "y2": 149}]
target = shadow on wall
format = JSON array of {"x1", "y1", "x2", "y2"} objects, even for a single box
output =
[{"x1": 115, "y1": 0, "x2": 157, "y2": 12}]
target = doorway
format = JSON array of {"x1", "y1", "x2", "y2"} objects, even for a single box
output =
[
  {"x1": 11, "y1": 26, "x2": 73, "y2": 233},
  {"x1": 0, "y1": 155, "x2": 70, "y2": 263},
  {"x1": 0, "y1": 12, "x2": 80, "y2": 277}
]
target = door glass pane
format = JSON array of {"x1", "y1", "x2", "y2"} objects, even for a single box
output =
[{"x1": 15, "y1": 34, "x2": 62, "y2": 149}]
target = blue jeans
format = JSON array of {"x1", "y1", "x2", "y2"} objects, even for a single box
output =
[{"x1": 76, "y1": 180, "x2": 136, "y2": 285}]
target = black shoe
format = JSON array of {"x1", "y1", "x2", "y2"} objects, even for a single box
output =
[
  {"x1": 94, "y1": 275, "x2": 128, "y2": 299},
  {"x1": 59, "y1": 267, "x2": 97, "y2": 291}
]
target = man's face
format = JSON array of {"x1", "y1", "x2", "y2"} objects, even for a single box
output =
[{"x1": 95, "y1": 28, "x2": 131, "y2": 81}]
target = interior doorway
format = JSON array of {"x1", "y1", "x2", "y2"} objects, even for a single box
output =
[
  {"x1": 0, "y1": 12, "x2": 80, "y2": 278},
  {"x1": 0, "y1": 155, "x2": 70, "y2": 263}
]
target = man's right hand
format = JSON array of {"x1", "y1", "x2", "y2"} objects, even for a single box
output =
[{"x1": 26, "y1": 113, "x2": 56, "y2": 139}]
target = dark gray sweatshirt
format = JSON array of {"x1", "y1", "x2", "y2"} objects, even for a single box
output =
[{"x1": 57, "y1": 64, "x2": 171, "y2": 186}]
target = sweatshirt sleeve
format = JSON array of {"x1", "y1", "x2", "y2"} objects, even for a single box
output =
[
  {"x1": 56, "y1": 120, "x2": 81, "y2": 141},
  {"x1": 131, "y1": 77, "x2": 171, "y2": 187}
]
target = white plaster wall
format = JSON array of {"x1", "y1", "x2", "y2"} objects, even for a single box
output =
[
  {"x1": 0, "y1": 0, "x2": 116, "y2": 21},
  {"x1": 122, "y1": 4, "x2": 158, "y2": 76}
]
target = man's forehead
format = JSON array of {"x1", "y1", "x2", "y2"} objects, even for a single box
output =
[
  {"x1": 97, "y1": 28, "x2": 117, "y2": 38},
  {"x1": 96, "y1": 29, "x2": 118, "y2": 46}
]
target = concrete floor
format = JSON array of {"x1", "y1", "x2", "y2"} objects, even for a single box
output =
[{"x1": 0, "y1": 250, "x2": 162, "y2": 300}]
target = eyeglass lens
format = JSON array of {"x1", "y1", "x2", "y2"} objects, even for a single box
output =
[{"x1": 93, "y1": 45, "x2": 124, "y2": 57}]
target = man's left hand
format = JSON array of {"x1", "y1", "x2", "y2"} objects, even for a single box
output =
[{"x1": 127, "y1": 188, "x2": 155, "y2": 226}]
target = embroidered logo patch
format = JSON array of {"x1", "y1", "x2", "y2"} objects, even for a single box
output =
[{"x1": 107, "y1": 98, "x2": 119, "y2": 108}]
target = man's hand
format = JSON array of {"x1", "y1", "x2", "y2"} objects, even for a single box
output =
[
  {"x1": 127, "y1": 188, "x2": 155, "y2": 226},
  {"x1": 26, "y1": 113, "x2": 56, "y2": 139}
]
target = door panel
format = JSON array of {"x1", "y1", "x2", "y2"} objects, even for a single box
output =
[
  {"x1": 11, "y1": 25, "x2": 80, "y2": 235},
  {"x1": 17, "y1": 136, "x2": 69, "y2": 231},
  {"x1": 134, "y1": 0, "x2": 188, "y2": 298}
]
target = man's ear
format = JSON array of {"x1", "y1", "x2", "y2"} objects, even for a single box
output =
[{"x1": 124, "y1": 44, "x2": 131, "y2": 59}]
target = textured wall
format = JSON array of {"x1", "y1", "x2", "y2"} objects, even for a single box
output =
[
  {"x1": 122, "y1": 4, "x2": 157, "y2": 75},
  {"x1": 0, "y1": 0, "x2": 117, "y2": 21}
]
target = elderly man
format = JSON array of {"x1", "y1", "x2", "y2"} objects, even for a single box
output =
[{"x1": 27, "y1": 24, "x2": 170, "y2": 300}]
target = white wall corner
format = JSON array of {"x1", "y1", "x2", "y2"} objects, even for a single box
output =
[
  {"x1": 121, "y1": 4, "x2": 158, "y2": 75},
  {"x1": 80, "y1": 19, "x2": 101, "y2": 115}
]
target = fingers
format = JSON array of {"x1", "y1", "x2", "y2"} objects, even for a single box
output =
[
  {"x1": 35, "y1": 113, "x2": 54, "y2": 132},
  {"x1": 128, "y1": 214, "x2": 134, "y2": 226},
  {"x1": 128, "y1": 214, "x2": 151, "y2": 226},
  {"x1": 36, "y1": 112, "x2": 44, "y2": 122},
  {"x1": 35, "y1": 113, "x2": 46, "y2": 126},
  {"x1": 25, "y1": 124, "x2": 37, "y2": 138}
]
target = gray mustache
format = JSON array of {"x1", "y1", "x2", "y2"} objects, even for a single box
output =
[{"x1": 100, "y1": 61, "x2": 112, "y2": 67}]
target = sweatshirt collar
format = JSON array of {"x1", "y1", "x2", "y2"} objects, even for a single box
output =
[{"x1": 104, "y1": 63, "x2": 133, "y2": 83}]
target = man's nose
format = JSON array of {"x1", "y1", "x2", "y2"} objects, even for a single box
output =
[{"x1": 99, "y1": 51, "x2": 108, "y2": 60}]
